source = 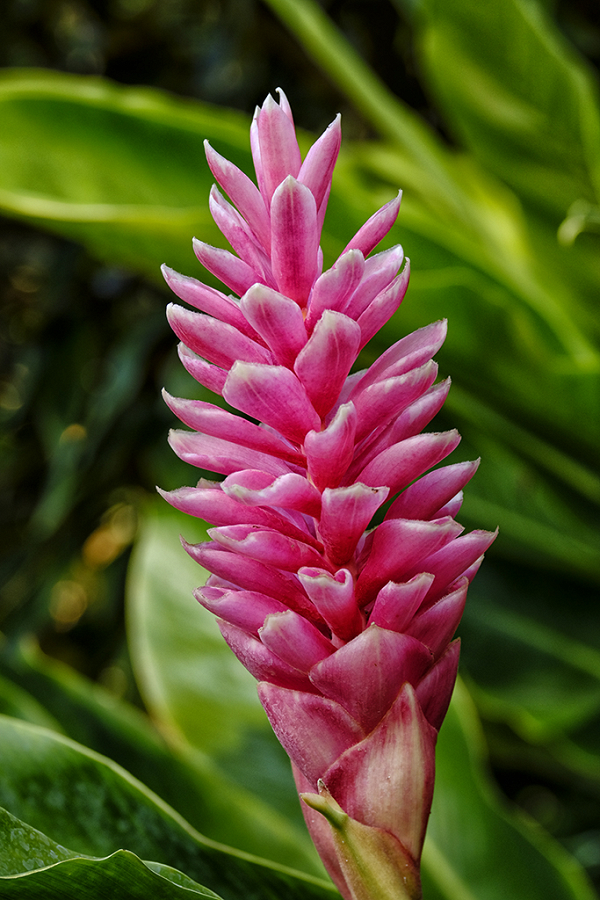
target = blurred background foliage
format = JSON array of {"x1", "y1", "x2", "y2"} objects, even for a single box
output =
[{"x1": 0, "y1": 0, "x2": 600, "y2": 897}]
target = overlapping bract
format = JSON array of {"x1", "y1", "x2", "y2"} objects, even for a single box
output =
[{"x1": 162, "y1": 90, "x2": 496, "y2": 900}]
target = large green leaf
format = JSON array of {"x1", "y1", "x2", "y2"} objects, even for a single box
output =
[
  {"x1": 126, "y1": 506, "x2": 258, "y2": 755},
  {"x1": 0, "y1": 806, "x2": 221, "y2": 898},
  {"x1": 1, "y1": 851, "x2": 220, "y2": 899},
  {"x1": 1, "y1": 852, "x2": 221, "y2": 899},
  {"x1": 0, "y1": 640, "x2": 321, "y2": 873},
  {"x1": 0, "y1": 715, "x2": 336, "y2": 900},
  {"x1": 0, "y1": 805, "x2": 74, "y2": 877},
  {"x1": 413, "y1": 0, "x2": 600, "y2": 222},
  {"x1": 0, "y1": 68, "x2": 242, "y2": 280}
]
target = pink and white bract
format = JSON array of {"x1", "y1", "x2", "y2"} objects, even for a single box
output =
[{"x1": 162, "y1": 90, "x2": 496, "y2": 900}]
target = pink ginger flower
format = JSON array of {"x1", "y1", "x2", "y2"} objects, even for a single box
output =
[{"x1": 161, "y1": 90, "x2": 496, "y2": 900}]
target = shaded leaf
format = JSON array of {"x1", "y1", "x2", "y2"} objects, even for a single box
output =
[
  {"x1": 0, "y1": 670, "x2": 62, "y2": 734},
  {"x1": 0, "y1": 715, "x2": 336, "y2": 900},
  {"x1": 2, "y1": 848, "x2": 220, "y2": 899},
  {"x1": 459, "y1": 560, "x2": 600, "y2": 794},
  {"x1": 0, "y1": 640, "x2": 320, "y2": 872},
  {"x1": 421, "y1": 682, "x2": 597, "y2": 900},
  {"x1": 2, "y1": 806, "x2": 218, "y2": 897},
  {"x1": 0, "y1": 806, "x2": 74, "y2": 878}
]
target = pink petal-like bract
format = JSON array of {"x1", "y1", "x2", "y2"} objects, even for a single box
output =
[{"x1": 161, "y1": 90, "x2": 496, "y2": 900}]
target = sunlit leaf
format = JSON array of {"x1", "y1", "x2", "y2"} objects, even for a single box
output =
[
  {"x1": 0, "y1": 69, "x2": 242, "y2": 280},
  {"x1": 413, "y1": 0, "x2": 600, "y2": 222}
]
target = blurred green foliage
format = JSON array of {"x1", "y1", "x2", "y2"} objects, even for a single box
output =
[{"x1": 0, "y1": 0, "x2": 599, "y2": 897}]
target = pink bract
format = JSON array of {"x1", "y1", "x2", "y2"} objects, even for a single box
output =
[{"x1": 162, "y1": 89, "x2": 496, "y2": 900}]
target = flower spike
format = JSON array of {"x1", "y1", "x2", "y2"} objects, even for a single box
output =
[{"x1": 162, "y1": 91, "x2": 496, "y2": 900}]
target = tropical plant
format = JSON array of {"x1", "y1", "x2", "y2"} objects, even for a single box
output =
[{"x1": 0, "y1": 0, "x2": 599, "y2": 898}]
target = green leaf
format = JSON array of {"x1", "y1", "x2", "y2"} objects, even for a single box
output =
[
  {"x1": 0, "y1": 640, "x2": 319, "y2": 872},
  {"x1": 2, "y1": 805, "x2": 218, "y2": 898},
  {"x1": 0, "y1": 68, "x2": 247, "y2": 281},
  {"x1": 0, "y1": 805, "x2": 74, "y2": 877},
  {"x1": 413, "y1": 0, "x2": 600, "y2": 221},
  {"x1": 421, "y1": 682, "x2": 597, "y2": 900},
  {"x1": 0, "y1": 803, "x2": 222, "y2": 898},
  {"x1": 126, "y1": 504, "x2": 259, "y2": 755},
  {"x1": 0, "y1": 715, "x2": 336, "y2": 900},
  {"x1": 3, "y1": 848, "x2": 220, "y2": 898},
  {"x1": 0, "y1": 669, "x2": 62, "y2": 734},
  {"x1": 126, "y1": 499, "x2": 322, "y2": 871},
  {"x1": 459, "y1": 559, "x2": 600, "y2": 795}
]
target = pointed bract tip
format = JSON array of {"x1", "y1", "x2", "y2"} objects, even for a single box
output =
[
  {"x1": 276, "y1": 86, "x2": 293, "y2": 116},
  {"x1": 324, "y1": 112, "x2": 342, "y2": 135},
  {"x1": 161, "y1": 263, "x2": 177, "y2": 284},
  {"x1": 156, "y1": 485, "x2": 178, "y2": 506}
]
